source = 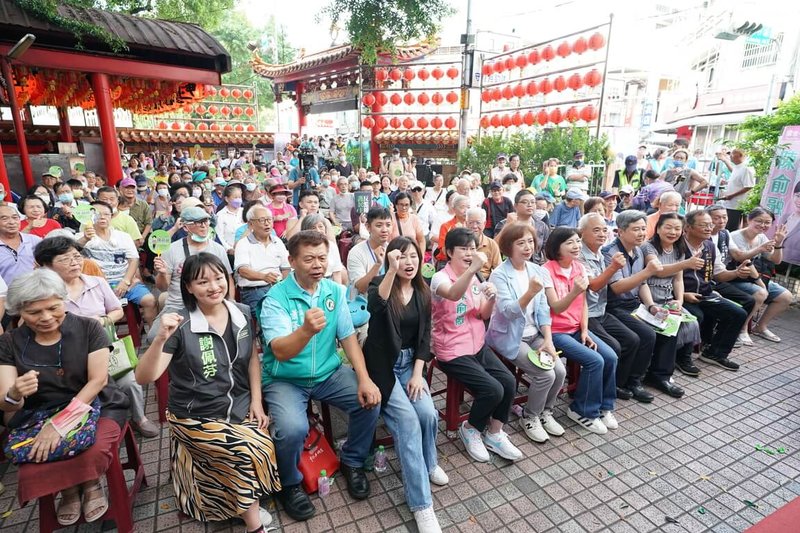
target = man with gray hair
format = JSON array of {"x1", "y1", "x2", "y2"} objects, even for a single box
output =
[
  {"x1": 466, "y1": 208, "x2": 500, "y2": 278},
  {"x1": 434, "y1": 193, "x2": 469, "y2": 262},
  {"x1": 645, "y1": 190, "x2": 682, "y2": 238},
  {"x1": 494, "y1": 189, "x2": 550, "y2": 265}
]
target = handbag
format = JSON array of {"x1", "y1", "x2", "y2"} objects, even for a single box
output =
[
  {"x1": 298, "y1": 415, "x2": 339, "y2": 493},
  {"x1": 105, "y1": 324, "x2": 138, "y2": 379},
  {"x1": 5, "y1": 398, "x2": 101, "y2": 464}
]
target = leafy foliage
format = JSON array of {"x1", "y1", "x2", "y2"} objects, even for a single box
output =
[
  {"x1": 734, "y1": 94, "x2": 800, "y2": 213},
  {"x1": 318, "y1": 0, "x2": 455, "y2": 64},
  {"x1": 14, "y1": 0, "x2": 127, "y2": 51}
]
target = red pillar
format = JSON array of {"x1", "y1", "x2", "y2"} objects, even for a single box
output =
[
  {"x1": 1, "y1": 58, "x2": 34, "y2": 189},
  {"x1": 369, "y1": 93, "x2": 382, "y2": 172},
  {"x1": 296, "y1": 82, "x2": 306, "y2": 134},
  {"x1": 57, "y1": 106, "x2": 73, "y2": 143},
  {"x1": 0, "y1": 142, "x2": 10, "y2": 201},
  {"x1": 90, "y1": 73, "x2": 122, "y2": 186}
]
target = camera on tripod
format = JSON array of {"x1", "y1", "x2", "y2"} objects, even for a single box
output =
[{"x1": 296, "y1": 143, "x2": 317, "y2": 190}]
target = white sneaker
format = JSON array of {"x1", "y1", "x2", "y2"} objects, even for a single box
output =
[
  {"x1": 241, "y1": 506, "x2": 271, "y2": 531},
  {"x1": 600, "y1": 411, "x2": 619, "y2": 430},
  {"x1": 540, "y1": 409, "x2": 565, "y2": 436},
  {"x1": 483, "y1": 430, "x2": 523, "y2": 461},
  {"x1": 429, "y1": 465, "x2": 449, "y2": 486},
  {"x1": 567, "y1": 407, "x2": 608, "y2": 435},
  {"x1": 414, "y1": 506, "x2": 443, "y2": 533},
  {"x1": 521, "y1": 415, "x2": 549, "y2": 443},
  {"x1": 737, "y1": 332, "x2": 754, "y2": 347},
  {"x1": 459, "y1": 423, "x2": 490, "y2": 462}
]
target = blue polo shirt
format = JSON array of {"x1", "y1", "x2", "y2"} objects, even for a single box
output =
[
  {"x1": 0, "y1": 233, "x2": 42, "y2": 286},
  {"x1": 602, "y1": 238, "x2": 646, "y2": 306}
]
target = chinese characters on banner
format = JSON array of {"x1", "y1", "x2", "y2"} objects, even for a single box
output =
[{"x1": 760, "y1": 125, "x2": 800, "y2": 265}]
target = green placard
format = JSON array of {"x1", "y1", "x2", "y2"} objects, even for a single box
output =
[
  {"x1": 144, "y1": 169, "x2": 156, "y2": 179},
  {"x1": 332, "y1": 225, "x2": 342, "y2": 236},
  {"x1": 72, "y1": 204, "x2": 95, "y2": 225},
  {"x1": 74, "y1": 162, "x2": 86, "y2": 173},
  {"x1": 148, "y1": 230, "x2": 172, "y2": 255},
  {"x1": 354, "y1": 191, "x2": 371, "y2": 215},
  {"x1": 208, "y1": 167, "x2": 217, "y2": 177},
  {"x1": 421, "y1": 263, "x2": 436, "y2": 279}
]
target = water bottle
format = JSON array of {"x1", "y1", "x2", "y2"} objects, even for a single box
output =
[
  {"x1": 318, "y1": 469, "x2": 330, "y2": 497},
  {"x1": 374, "y1": 445, "x2": 388, "y2": 473}
]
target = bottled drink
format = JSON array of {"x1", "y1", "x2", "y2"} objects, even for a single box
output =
[
  {"x1": 318, "y1": 469, "x2": 330, "y2": 497},
  {"x1": 374, "y1": 445, "x2": 388, "y2": 473}
]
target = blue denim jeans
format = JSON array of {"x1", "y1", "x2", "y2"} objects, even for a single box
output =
[
  {"x1": 393, "y1": 348, "x2": 440, "y2": 475},
  {"x1": 263, "y1": 365, "x2": 380, "y2": 487},
  {"x1": 552, "y1": 331, "x2": 617, "y2": 419},
  {"x1": 238, "y1": 285, "x2": 271, "y2": 323}
]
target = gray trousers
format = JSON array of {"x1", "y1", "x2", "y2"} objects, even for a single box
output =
[
  {"x1": 506, "y1": 335, "x2": 566, "y2": 419},
  {"x1": 115, "y1": 371, "x2": 147, "y2": 422}
]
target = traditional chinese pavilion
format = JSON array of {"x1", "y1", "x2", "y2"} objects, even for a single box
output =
[{"x1": 0, "y1": 0, "x2": 232, "y2": 194}]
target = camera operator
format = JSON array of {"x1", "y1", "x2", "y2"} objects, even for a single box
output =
[{"x1": 287, "y1": 142, "x2": 320, "y2": 207}]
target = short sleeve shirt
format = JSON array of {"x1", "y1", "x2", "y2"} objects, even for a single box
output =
[
  {"x1": 642, "y1": 242, "x2": 679, "y2": 304},
  {"x1": 110, "y1": 212, "x2": 143, "y2": 241},
  {"x1": 162, "y1": 239, "x2": 232, "y2": 311},
  {"x1": 233, "y1": 234, "x2": 290, "y2": 288},
  {"x1": 347, "y1": 240, "x2": 382, "y2": 293},
  {"x1": 79, "y1": 229, "x2": 139, "y2": 286},
  {"x1": 65, "y1": 274, "x2": 122, "y2": 317},
  {"x1": 579, "y1": 243, "x2": 608, "y2": 317},
  {"x1": 603, "y1": 239, "x2": 646, "y2": 304}
]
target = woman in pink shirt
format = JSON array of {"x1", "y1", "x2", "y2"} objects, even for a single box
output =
[
  {"x1": 266, "y1": 184, "x2": 297, "y2": 238},
  {"x1": 543, "y1": 227, "x2": 619, "y2": 436},
  {"x1": 430, "y1": 228, "x2": 521, "y2": 464}
]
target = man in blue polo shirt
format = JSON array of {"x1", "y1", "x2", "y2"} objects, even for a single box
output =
[{"x1": 261, "y1": 230, "x2": 380, "y2": 521}]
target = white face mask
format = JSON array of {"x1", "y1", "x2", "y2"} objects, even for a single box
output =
[{"x1": 534, "y1": 209, "x2": 548, "y2": 221}]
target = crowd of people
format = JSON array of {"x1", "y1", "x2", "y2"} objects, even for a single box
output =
[{"x1": 0, "y1": 135, "x2": 795, "y2": 533}]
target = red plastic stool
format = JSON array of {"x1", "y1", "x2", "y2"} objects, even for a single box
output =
[
  {"x1": 156, "y1": 372, "x2": 169, "y2": 424},
  {"x1": 33, "y1": 422, "x2": 147, "y2": 533},
  {"x1": 118, "y1": 302, "x2": 143, "y2": 348},
  {"x1": 426, "y1": 359, "x2": 471, "y2": 432}
]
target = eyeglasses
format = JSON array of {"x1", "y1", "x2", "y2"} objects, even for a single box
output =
[
  {"x1": 692, "y1": 223, "x2": 714, "y2": 229},
  {"x1": 517, "y1": 200, "x2": 535, "y2": 206},
  {"x1": 53, "y1": 253, "x2": 84, "y2": 266},
  {"x1": 251, "y1": 217, "x2": 273, "y2": 224},
  {"x1": 21, "y1": 335, "x2": 64, "y2": 376},
  {"x1": 186, "y1": 219, "x2": 210, "y2": 226}
]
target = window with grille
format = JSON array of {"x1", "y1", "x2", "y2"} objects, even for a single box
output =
[{"x1": 741, "y1": 34, "x2": 783, "y2": 69}]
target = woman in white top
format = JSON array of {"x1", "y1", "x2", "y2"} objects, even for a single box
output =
[{"x1": 215, "y1": 185, "x2": 244, "y2": 261}]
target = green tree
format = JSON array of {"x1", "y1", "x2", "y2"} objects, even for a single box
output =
[{"x1": 317, "y1": 0, "x2": 455, "y2": 64}]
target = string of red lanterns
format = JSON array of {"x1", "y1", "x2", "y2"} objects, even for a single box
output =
[
  {"x1": 478, "y1": 104, "x2": 598, "y2": 129},
  {"x1": 480, "y1": 31, "x2": 606, "y2": 76},
  {"x1": 375, "y1": 65, "x2": 460, "y2": 83},
  {"x1": 362, "y1": 115, "x2": 458, "y2": 131}
]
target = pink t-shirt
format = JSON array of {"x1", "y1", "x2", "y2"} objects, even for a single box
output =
[
  {"x1": 543, "y1": 259, "x2": 586, "y2": 334},
  {"x1": 430, "y1": 264, "x2": 487, "y2": 361},
  {"x1": 267, "y1": 203, "x2": 297, "y2": 238}
]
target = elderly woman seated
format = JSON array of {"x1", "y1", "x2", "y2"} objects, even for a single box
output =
[{"x1": 0, "y1": 269, "x2": 129, "y2": 526}]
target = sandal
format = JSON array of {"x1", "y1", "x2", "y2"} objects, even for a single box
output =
[
  {"x1": 57, "y1": 489, "x2": 82, "y2": 526},
  {"x1": 753, "y1": 328, "x2": 781, "y2": 343},
  {"x1": 82, "y1": 483, "x2": 108, "y2": 523}
]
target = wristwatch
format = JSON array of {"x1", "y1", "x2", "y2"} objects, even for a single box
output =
[{"x1": 4, "y1": 392, "x2": 22, "y2": 405}]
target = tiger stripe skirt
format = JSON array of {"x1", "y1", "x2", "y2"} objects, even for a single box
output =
[{"x1": 167, "y1": 413, "x2": 282, "y2": 522}]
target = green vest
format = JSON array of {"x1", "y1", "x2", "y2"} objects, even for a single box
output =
[
  {"x1": 618, "y1": 170, "x2": 642, "y2": 190},
  {"x1": 261, "y1": 276, "x2": 344, "y2": 387}
]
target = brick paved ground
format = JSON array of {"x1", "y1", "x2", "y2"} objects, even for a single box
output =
[{"x1": 1, "y1": 308, "x2": 798, "y2": 533}]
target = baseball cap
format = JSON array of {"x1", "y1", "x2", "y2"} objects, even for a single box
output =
[
  {"x1": 566, "y1": 189, "x2": 588, "y2": 201},
  {"x1": 535, "y1": 192, "x2": 555, "y2": 203},
  {"x1": 599, "y1": 190, "x2": 619, "y2": 200},
  {"x1": 119, "y1": 177, "x2": 136, "y2": 188},
  {"x1": 619, "y1": 185, "x2": 634, "y2": 195},
  {"x1": 269, "y1": 184, "x2": 290, "y2": 195},
  {"x1": 181, "y1": 197, "x2": 204, "y2": 209},
  {"x1": 213, "y1": 177, "x2": 227, "y2": 186},
  {"x1": 135, "y1": 174, "x2": 148, "y2": 186},
  {"x1": 496, "y1": 153, "x2": 507, "y2": 160},
  {"x1": 43, "y1": 166, "x2": 63, "y2": 179},
  {"x1": 370, "y1": 176, "x2": 381, "y2": 184},
  {"x1": 489, "y1": 180, "x2": 503, "y2": 190},
  {"x1": 624, "y1": 155, "x2": 637, "y2": 167},
  {"x1": 410, "y1": 182, "x2": 425, "y2": 192},
  {"x1": 180, "y1": 206, "x2": 210, "y2": 222},
  {"x1": 573, "y1": 150, "x2": 585, "y2": 158}
]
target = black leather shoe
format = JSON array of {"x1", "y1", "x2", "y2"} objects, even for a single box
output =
[
  {"x1": 676, "y1": 358, "x2": 701, "y2": 377},
  {"x1": 628, "y1": 382, "x2": 654, "y2": 403},
  {"x1": 340, "y1": 463, "x2": 370, "y2": 500},
  {"x1": 616, "y1": 387, "x2": 634, "y2": 400},
  {"x1": 645, "y1": 377, "x2": 685, "y2": 398},
  {"x1": 278, "y1": 484, "x2": 316, "y2": 521}
]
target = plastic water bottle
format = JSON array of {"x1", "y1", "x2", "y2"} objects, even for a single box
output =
[
  {"x1": 318, "y1": 469, "x2": 330, "y2": 497},
  {"x1": 374, "y1": 445, "x2": 388, "y2": 473}
]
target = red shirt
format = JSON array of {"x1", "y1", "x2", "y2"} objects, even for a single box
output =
[
  {"x1": 543, "y1": 259, "x2": 586, "y2": 334},
  {"x1": 435, "y1": 217, "x2": 461, "y2": 261},
  {"x1": 20, "y1": 218, "x2": 62, "y2": 239}
]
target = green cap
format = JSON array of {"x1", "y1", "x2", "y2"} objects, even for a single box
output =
[
  {"x1": 320, "y1": 469, "x2": 327, "y2": 477},
  {"x1": 378, "y1": 445, "x2": 385, "y2": 452}
]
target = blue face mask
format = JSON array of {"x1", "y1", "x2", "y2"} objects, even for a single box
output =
[
  {"x1": 229, "y1": 198, "x2": 243, "y2": 209},
  {"x1": 673, "y1": 160, "x2": 685, "y2": 168},
  {"x1": 58, "y1": 193, "x2": 73, "y2": 204},
  {"x1": 245, "y1": 183, "x2": 257, "y2": 192},
  {"x1": 189, "y1": 232, "x2": 209, "y2": 243}
]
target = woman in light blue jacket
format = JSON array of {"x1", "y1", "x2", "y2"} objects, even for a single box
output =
[{"x1": 487, "y1": 223, "x2": 566, "y2": 444}]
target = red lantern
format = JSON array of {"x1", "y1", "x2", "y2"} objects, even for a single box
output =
[
  {"x1": 231, "y1": 88, "x2": 242, "y2": 99},
  {"x1": 491, "y1": 87, "x2": 502, "y2": 101},
  {"x1": 220, "y1": 87, "x2": 230, "y2": 97},
  {"x1": 210, "y1": 123, "x2": 220, "y2": 131},
  {"x1": 363, "y1": 117, "x2": 375, "y2": 129},
  {"x1": 480, "y1": 116, "x2": 491, "y2": 129},
  {"x1": 557, "y1": 40, "x2": 571, "y2": 58},
  {"x1": 376, "y1": 69, "x2": 388, "y2": 82},
  {"x1": 223, "y1": 124, "x2": 233, "y2": 131},
  {"x1": 528, "y1": 49, "x2": 540, "y2": 65},
  {"x1": 220, "y1": 106, "x2": 231, "y2": 116},
  {"x1": 490, "y1": 114, "x2": 501, "y2": 128},
  {"x1": 403, "y1": 93, "x2": 415, "y2": 105},
  {"x1": 389, "y1": 68, "x2": 403, "y2": 81},
  {"x1": 417, "y1": 117, "x2": 429, "y2": 129},
  {"x1": 208, "y1": 105, "x2": 218, "y2": 115},
  {"x1": 404, "y1": 68, "x2": 416, "y2": 81},
  {"x1": 568, "y1": 73, "x2": 584, "y2": 91},
  {"x1": 541, "y1": 45, "x2": 555, "y2": 61},
  {"x1": 432, "y1": 67, "x2": 444, "y2": 80},
  {"x1": 504, "y1": 57, "x2": 515, "y2": 71},
  {"x1": 481, "y1": 90, "x2": 492, "y2": 103},
  {"x1": 247, "y1": 124, "x2": 256, "y2": 132},
  {"x1": 235, "y1": 124, "x2": 244, "y2": 132},
  {"x1": 513, "y1": 83, "x2": 525, "y2": 98},
  {"x1": 390, "y1": 117, "x2": 402, "y2": 129},
  {"x1": 183, "y1": 103, "x2": 193, "y2": 113},
  {"x1": 206, "y1": 86, "x2": 217, "y2": 96},
  {"x1": 245, "y1": 107, "x2": 255, "y2": 116},
  {"x1": 195, "y1": 104, "x2": 206, "y2": 114},
  {"x1": 445, "y1": 117, "x2": 457, "y2": 129},
  {"x1": 243, "y1": 89, "x2": 253, "y2": 99},
  {"x1": 446, "y1": 67, "x2": 459, "y2": 79},
  {"x1": 232, "y1": 106, "x2": 243, "y2": 116},
  {"x1": 554, "y1": 76, "x2": 567, "y2": 92},
  {"x1": 511, "y1": 112, "x2": 523, "y2": 127},
  {"x1": 549, "y1": 108, "x2": 563, "y2": 124},
  {"x1": 526, "y1": 81, "x2": 538, "y2": 96},
  {"x1": 515, "y1": 54, "x2": 528, "y2": 69},
  {"x1": 184, "y1": 123, "x2": 194, "y2": 130},
  {"x1": 539, "y1": 78, "x2": 553, "y2": 94},
  {"x1": 523, "y1": 111, "x2": 535, "y2": 126},
  {"x1": 158, "y1": 121, "x2": 167, "y2": 129},
  {"x1": 572, "y1": 36, "x2": 588, "y2": 55},
  {"x1": 363, "y1": 94, "x2": 376, "y2": 107},
  {"x1": 417, "y1": 92, "x2": 430, "y2": 106},
  {"x1": 501, "y1": 114, "x2": 512, "y2": 128},
  {"x1": 482, "y1": 63, "x2": 493, "y2": 76},
  {"x1": 584, "y1": 69, "x2": 602, "y2": 87},
  {"x1": 493, "y1": 61, "x2": 505, "y2": 74},
  {"x1": 171, "y1": 122, "x2": 181, "y2": 130},
  {"x1": 377, "y1": 92, "x2": 388, "y2": 106},
  {"x1": 376, "y1": 116, "x2": 388, "y2": 130},
  {"x1": 446, "y1": 91, "x2": 459, "y2": 104},
  {"x1": 197, "y1": 122, "x2": 208, "y2": 131},
  {"x1": 390, "y1": 93, "x2": 402, "y2": 105},
  {"x1": 418, "y1": 68, "x2": 430, "y2": 81},
  {"x1": 566, "y1": 106, "x2": 580, "y2": 123},
  {"x1": 402, "y1": 117, "x2": 414, "y2": 129},
  {"x1": 580, "y1": 104, "x2": 598, "y2": 122},
  {"x1": 536, "y1": 110, "x2": 549, "y2": 125},
  {"x1": 431, "y1": 92, "x2": 444, "y2": 105},
  {"x1": 502, "y1": 86, "x2": 513, "y2": 100},
  {"x1": 589, "y1": 32, "x2": 606, "y2": 50},
  {"x1": 431, "y1": 116, "x2": 443, "y2": 129}
]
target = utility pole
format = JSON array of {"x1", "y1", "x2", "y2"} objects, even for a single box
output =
[{"x1": 458, "y1": 0, "x2": 474, "y2": 154}]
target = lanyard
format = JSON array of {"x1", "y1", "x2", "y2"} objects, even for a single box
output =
[{"x1": 368, "y1": 244, "x2": 385, "y2": 275}]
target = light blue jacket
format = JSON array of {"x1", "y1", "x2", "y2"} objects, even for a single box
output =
[{"x1": 486, "y1": 259, "x2": 552, "y2": 360}]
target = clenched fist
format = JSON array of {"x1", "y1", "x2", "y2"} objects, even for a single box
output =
[{"x1": 302, "y1": 308, "x2": 327, "y2": 335}]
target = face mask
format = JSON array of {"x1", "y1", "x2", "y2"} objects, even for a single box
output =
[
  {"x1": 504, "y1": 185, "x2": 512, "y2": 191},
  {"x1": 350, "y1": 183, "x2": 359, "y2": 191},
  {"x1": 321, "y1": 180, "x2": 330, "y2": 187},
  {"x1": 189, "y1": 232, "x2": 209, "y2": 243},
  {"x1": 245, "y1": 183, "x2": 257, "y2": 192},
  {"x1": 72, "y1": 190, "x2": 84, "y2": 199},
  {"x1": 157, "y1": 189, "x2": 169, "y2": 197},
  {"x1": 58, "y1": 193, "x2": 73, "y2": 204},
  {"x1": 534, "y1": 209, "x2": 548, "y2": 221},
  {"x1": 37, "y1": 194, "x2": 50, "y2": 205},
  {"x1": 393, "y1": 155, "x2": 400, "y2": 161},
  {"x1": 229, "y1": 198, "x2": 243, "y2": 209},
  {"x1": 673, "y1": 160, "x2": 685, "y2": 168},
  {"x1": 204, "y1": 183, "x2": 213, "y2": 191},
  {"x1": 574, "y1": 160, "x2": 584, "y2": 168},
  {"x1": 192, "y1": 189, "x2": 202, "y2": 198},
  {"x1": 339, "y1": 155, "x2": 346, "y2": 162}
]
